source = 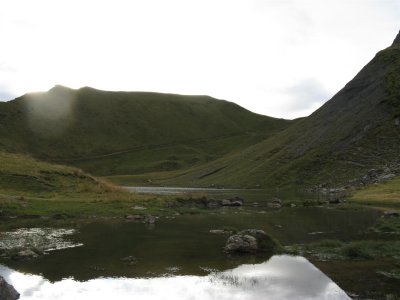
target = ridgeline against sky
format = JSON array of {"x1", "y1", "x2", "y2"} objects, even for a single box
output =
[
  {"x1": 0, "y1": 0, "x2": 399, "y2": 118},
  {"x1": 0, "y1": 30, "x2": 399, "y2": 188}
]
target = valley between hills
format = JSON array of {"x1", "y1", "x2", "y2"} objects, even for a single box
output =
[
  {"x1": 1, "y1": 31, "x2": 399, "y2": 202},
  {"x1": 0, "y1": 30, "x2": 400, "y2": 300}
]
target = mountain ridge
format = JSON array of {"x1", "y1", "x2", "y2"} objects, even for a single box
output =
[
  {"x1": 147, "y1": 31, "x2": 400, "y2": 188},
  {"x1": 1, "y1": 31, "x2": 399, "y2": 188},
  {"x1": 0, "y1": 87, "x2": 292, "y2": 176}
]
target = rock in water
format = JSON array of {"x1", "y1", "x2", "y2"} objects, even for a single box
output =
[
  {"x1": 267, "y1": 197, "x2": 282, "y2": 208},
  {"x1": 221, "y1": 197, "x2": 244, "y2": 207},
  {"x1": 0, "y1": 276, "x2": 20, "y2": 300},
  {"x1": 224, "y1": 229, "x2": 279, "y2": 254},
  {"x1": 145, "y1": 215, "x2": 156, "y2": 224},
  {"x1": 224, "y1": 234, "x2": 258, "y2": 253},
  {"x1": 383, "y1": 211, "x2": 399, "y2": 218},
  {"x1": 221, "y1": 199, "x2": 232, "y2": 206},
  {"x1": 13, "y1": 249, "x2": 39, "y2": 260}
]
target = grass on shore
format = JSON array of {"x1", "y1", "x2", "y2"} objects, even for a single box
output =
[
  {"x1": 0, "y1": 151, "x2": 174, "y2": 220},
  {"x1": 349, "y1": 176, "x2": 400, "y2": 207},
  {"x1": 286, "y1": 239, "x2": 400, "y2": 261}
]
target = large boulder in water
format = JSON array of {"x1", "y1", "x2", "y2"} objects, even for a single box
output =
[
  {"x1": 224, "y1": 234, "x2": 258, "y2": 253},
  {"x1": 224, "y1": 229, "x2": 279, "y2": 254},
  {"x1": 0, "y1": 276, "x2": 20, "y2": 300}
]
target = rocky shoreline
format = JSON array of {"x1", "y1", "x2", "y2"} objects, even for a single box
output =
[{"x1": 310, "y1": 162, "x2": 400, "y2": 195}]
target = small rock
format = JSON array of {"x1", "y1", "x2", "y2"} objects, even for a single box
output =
[
  {"x1": 272, "y1": 197, "x2": 282, "y2": 204},
  {"x1": 90, "y1": 266, "x2": 105, "y2": 272},
  {"x1": 379, "y1": 174, "x2": 396, "y2": 181},
  {"x1": 0, "y1": 276, "x2": 20, "y2": 300},
  {"x1": 383, "y1": 211, "x2": 399, "y2": 218},
  {"x1": 347, "y1": 292, "x2": 359, "y2": 299},
  {"x1": 132, "y1": 206, "x2": 147, "y2": 210},
  {"x1": 145, "y1": 215, "x2": 156, "y2": 224},
  {"x1": 13, "y1": 249, "x2": 38, "y2": 260},
  {"x1": 308, "y1": 231, "x2": 325, "y2": 235},
  {"x1": 121, "y1": 255, "x2": 136, "y2": 262},
  {"x1": 221, "y1": 199, "x2": 232, "y2": 206},
  {"x1": 230, "y1": 200, "x2": 243, "y2": 206},
  {"x1": 328, "y1": 197, "x2": 341, "y2": 204},
  {"x1": 221, "y1": 197, "x2": 244, "y2": 207},
  {"x1": 125, "y1": 215, "x2": 145, "y2": 221},
  {"x1": 209, "y1": 229, "x2": 230, "y2": 234},
  {"x1": 121, "y1": 256, "x2": 137, "y2": 266},
  {"x1": 206, "y1": 200, "x2": 221, "y2": 208},
  {"x1": 268, "y1": 198, "x2": 282, "y2": 209}
]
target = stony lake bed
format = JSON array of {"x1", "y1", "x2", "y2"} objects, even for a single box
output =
[{"x1": 0, "y1": 187, "x2": 399, "y2": 299}]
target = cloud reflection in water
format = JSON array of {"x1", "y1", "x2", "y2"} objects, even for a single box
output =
[{"x1": 0, "y1": 255, "x2": 349, "y2": 300}]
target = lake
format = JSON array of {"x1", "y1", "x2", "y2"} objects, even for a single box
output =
[{"x1": 0, "y1": 187, "x2": 389, "y2": 299}]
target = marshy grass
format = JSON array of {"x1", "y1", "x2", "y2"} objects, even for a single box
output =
[{"x1": 287, "y1": 239, "x2": 400, "y2": 261}]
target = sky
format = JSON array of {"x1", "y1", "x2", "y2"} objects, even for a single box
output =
[{"x1": 0, "y1": 0, "x2": 399, "y2": 119}]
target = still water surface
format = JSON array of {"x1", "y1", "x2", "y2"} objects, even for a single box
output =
[
  {"x1": 0, "y1": 187, "x2": 379, "y2": 299},
  {"x1": 0, "y1": 255, "x2": 349, "y2": 300}
]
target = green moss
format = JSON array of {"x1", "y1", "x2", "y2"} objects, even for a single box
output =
[
  {"x1": 369, "y1": 217, "x2": 400, "y2": 234},
  {"x1": 310, "y1": 239, "x2": 344, "y2": 248},
  {"x1": 287, "y1": 239, "x2": 400, "y2": 261},
  {"x1": 341, "y1": 242, "x2": 373, "y2": 259}
]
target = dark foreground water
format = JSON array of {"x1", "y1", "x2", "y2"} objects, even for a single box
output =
[{"x1": 0, "y1": 188, "x2": 385, "y2": 299}]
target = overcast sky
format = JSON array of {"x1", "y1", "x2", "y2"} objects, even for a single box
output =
[{"x1": 0, "y1": 0, "x2": 399, "y2": 119}]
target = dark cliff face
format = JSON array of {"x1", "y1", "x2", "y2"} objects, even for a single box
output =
[
  {"x1": 256, "y1": 29, "x2": 400, "y2": 185},
  {"x1": 170, "y1": 29, "x2": 400, "y2": 187}
]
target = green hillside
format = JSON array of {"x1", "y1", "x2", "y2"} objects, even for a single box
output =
[
  {"x1": 0, "y1": 150, "x2": 165, "y2": 218},
  {"x1": 2, "y1": 32, "x2": 399, "y2": 189},
  {"x1": 350, "y1": 176, "x2": 400, "y2": 206},
  {"x1": 140, "y1": 31, "x2": 400, "y2": 188},
  {"x1": 0, "y1": 150, "x2": 117, "y2": 196},
  {"x1": 0, "y1": 87, "x2": 292, "y2": 176}
]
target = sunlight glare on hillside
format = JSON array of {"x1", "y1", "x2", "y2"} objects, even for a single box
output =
[{"x1": 25, "y1": 86, "x2": 77, "y2": 137}]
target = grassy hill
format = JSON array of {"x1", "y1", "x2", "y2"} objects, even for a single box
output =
[
  {"x1": 0, "y1": 150, "x2": 171, "y2": 219},
  {"x1": 350, "y1": 176, "x2": 400, "y2": 207},
  {"x1": 2, "y1": 32, "x2": 399, "y2": 189},
  {"x1": 0, "y1": 151, "x2": 104, "y2": 195},
  {"x1": 0, "y1": 88, "x2": 292, "y2": 176},
  {"x1": 134, "y1": 31, "x2": 400, "y2": 188}
]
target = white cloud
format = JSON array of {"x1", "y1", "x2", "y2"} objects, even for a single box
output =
[{"x1": 0, "y1": 0, "x2": 399, "y2": 118}]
